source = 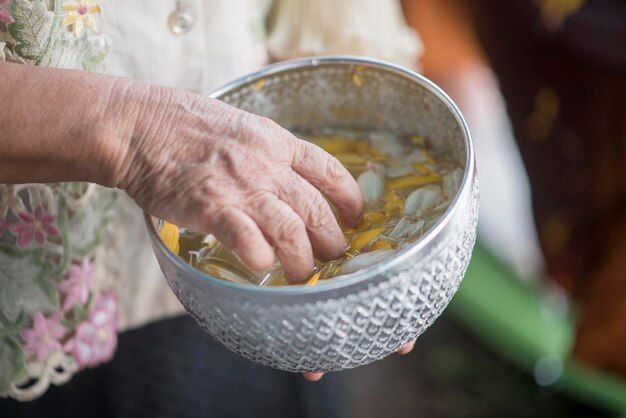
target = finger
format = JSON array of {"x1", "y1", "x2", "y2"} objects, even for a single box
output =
[
  {"x1": 204, "y1": 206, "x2": 275, "y2": 271},
  {"x1": 291, "y1": 140, "x2": 364, "y2": 227},
  {"x1": 246, "y1": 192, "x2": 315, "y2": 283},
  {"x1": 276, "y1": 172, "x2": 348, "y2": 261},
  {"x1": 397, "y1": 340, "x2": 416, "y2": 355},
  {"x1": 303, "y1": 373, "x2": 324, "y2": 382}
]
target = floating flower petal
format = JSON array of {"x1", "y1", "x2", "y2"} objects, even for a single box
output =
[
  {"x1": 404, "y1": 185, "x2": 442, "y2": 216},
  {"x1": 159, "y1": 222, "x2": 180, "y2": 255},
  {"x1": 357, "y1": 170, "x2": 384, "y2": 206}
]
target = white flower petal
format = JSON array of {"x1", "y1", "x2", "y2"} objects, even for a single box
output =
[
  {"x1": 368, "y1": 131, "x2": 404, "y2": 156},
  {"x1": 339, "y1": 250, "x2": 396, "y2": 275},
  {"x1": 385, "y1": 163, "x2": 413, "y2": 178},
  {"x1": 404, "y1": 185, "x2": 442, "y2": 216},
  {"x1": 407, "y1": 149, "x2": 431, "y2": 163},
  {"x1": 357, "y1": 170, "x2": 384, "y2": 206},
  {"x1": 388, "y1": 217, "x2": 425, "y2": 240}
]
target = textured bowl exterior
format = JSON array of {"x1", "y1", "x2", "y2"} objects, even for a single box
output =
[{"x1": 146, "y1": 57, "x2": 479, "y2": 373}]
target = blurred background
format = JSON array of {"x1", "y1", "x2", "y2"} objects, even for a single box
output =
[{"x1": 340, "y1": 0, "x2": 626, "y2": 416}]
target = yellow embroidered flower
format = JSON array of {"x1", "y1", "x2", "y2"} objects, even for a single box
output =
[{"x1": 62, "y1": 0, "x2": 102, "y2": 37}]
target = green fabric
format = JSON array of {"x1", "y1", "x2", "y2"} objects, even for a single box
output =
[{"x1": 448, "y1": 243, "x2": 626, "y2": 414}]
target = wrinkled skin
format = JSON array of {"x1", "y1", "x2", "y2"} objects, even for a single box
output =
[{"x1": 117, "y1": 87, "x2": 364, "y2": 283}]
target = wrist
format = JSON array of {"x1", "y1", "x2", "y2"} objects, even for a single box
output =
[
  {"x1": 85, "y1": 76, "x2": 141, "y2": 189},
  {"x1": 109, "y1": 81, "x2": 182, "y2": 192}
]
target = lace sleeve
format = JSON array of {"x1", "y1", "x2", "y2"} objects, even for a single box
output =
[{"x1": 0, "y1": 0, "x2": 118, "y2": 402}]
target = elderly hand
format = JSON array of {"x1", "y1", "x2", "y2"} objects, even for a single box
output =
[
  {"x1": 116, "y1": 84, "x2": 364, "y2": 282},
  {"x1": 0, "y1": 62, "x2": 362, "y2": 283}
]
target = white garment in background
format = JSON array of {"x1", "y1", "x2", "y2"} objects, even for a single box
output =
[{"x1": 447, "y1": 66, "x2": 544, "y2": 277}]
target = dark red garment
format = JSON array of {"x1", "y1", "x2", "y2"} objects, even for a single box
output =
[{"x1": 470, "y1": 0, "x2": 626, "y2": 374}]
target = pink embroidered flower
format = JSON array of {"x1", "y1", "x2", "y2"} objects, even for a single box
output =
[
  {"x1": 58, "y1": 258, "x2": 95, "y2": 311},
  {"x1": 9, "y1": 206, "x2": 59, "y2": 247},
  {"x1": 0, "y1": 9, "x2": 11, "y2": 24},
  {"x1": 21, "y1": 313, "x2": 67, "y2": 363},
  {"x1": 65, "y1": 291, "x2": 118, "y2": 369}
]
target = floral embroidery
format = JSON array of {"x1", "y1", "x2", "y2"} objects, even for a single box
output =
[
  {"x1": 20, "y1": 313, "x2": 67, "y2": 363},
  {"x1": 0, "y1": 10, "x2": 12, "y2": 24},
  {"x1": 58, "y1": 258, "x2": 94, "y2": 311},
  {"x1": 9, "y1": 205, "x2": 59, "y2": 247},
  {"x1": 0, "y1": 185, "x2": 26, "y2": 216},
  {"x1": 61, "y1": 0, "x2": 101, "y2": 37},
  {"x1": 4, "y1": 0, "x2": 109, "y2": 70},
  {"x1": 64, "y1": 291, "x2": 118, "y2": 369},
  {"x1": 1, "y1": 0, "x2": 115, "y2": 402},
  {"x1": 0, "y1": 0, "x2": 11, "y2": 23}
]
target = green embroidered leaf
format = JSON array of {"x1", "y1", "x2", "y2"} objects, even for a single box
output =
[
  {"x1": 8, "y1": 0, "x2": 62, "y2": 64},
  {"x1": 0, "y1": 310, "x2": 27, "y2": 338},
  {"x1": 0, "y1": 248, "x2": 57, "y2": 323},
  {"x1": 61, "y1": 300, "x2": 89, "y2": 328},
  {"x1": 65, "y1": 187, "x2": 116, "y2": 257},
  {"x1": 0, "y1": 336, "x2": 27, "y2": 395},
  {"x1": 42, "y1": 31, "x2": 110, "y2": 71}
]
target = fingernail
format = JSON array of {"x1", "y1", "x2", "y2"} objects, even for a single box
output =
[
  {"x1": 286, "y1": 265, "x2": 317, "y2": 284},
  {"x1": 304, "y1": 373, "x2": 324, "y2": 382},
  {"x1": 399, "y1": 341, "x2": 416, "y2": 355}
]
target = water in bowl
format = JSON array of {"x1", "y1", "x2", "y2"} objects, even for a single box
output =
[{"x1": 159, "y1": 129, "x2": 463, "y2": 286}]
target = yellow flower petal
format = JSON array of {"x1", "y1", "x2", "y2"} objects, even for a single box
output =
[
  {"x1": 356, "y1": 211, "x2": 388, "y2": 232},
  {"x1": 61, "y1": 13, "x2": 79, "y2": 27},
  {"x1": 370, "y1": 239, "x2": 396, "y2": 251},
  {"x1": 350, "y1": 228, "x2": 386, "y2": 253},
  {"x1": 310, "y1": 136, "x2": 352, "y2": 154},
  {"x1": 87, "y1": 4, "x2": 102, "y2": 14},
  {"x1": 412, "y1": 162, "x2": 431, "y2": 174},
  {"x1": 421, "y1": 150, "x2": 435, "y2": 164},
  {"x1": 355, "y1": 142, "x2": 386, "y2": 161},
  {"x1": 73, "y1": 17, "x2": 84, "y2": 36},
  {"x1": 63, "y1": 1, "x2": 80, "y2": 11},
  {"x1": 386, "y1": 173, "x2": 441, "y2": 190},
  {"x1": 383, "y1": 190, "x2": 404, "y2": 215},
  {"x1": 160, "y1": 222, "x2": 180, "y2": 255},
  {"x1": 306, "y1": 271, "x2": 321, "y2": 286},
  {"x1": 254, "y1": 78, "x2": 265, "y2": 92}
]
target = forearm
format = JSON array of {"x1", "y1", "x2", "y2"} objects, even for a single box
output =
[{"x1": 0, "y1": 61, "x2": 137, "y2": 186}]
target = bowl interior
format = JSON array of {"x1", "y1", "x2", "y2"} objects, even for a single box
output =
[{"x1": 213, "y1": 58, "x2": 467, "y2": 168}]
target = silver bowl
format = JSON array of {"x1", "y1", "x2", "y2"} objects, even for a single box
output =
[{"x1": 145, "y1": 57, "x2": 479, "y2": 373}]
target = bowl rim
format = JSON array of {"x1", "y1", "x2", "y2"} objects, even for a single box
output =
[{"x1": 144, "y1": 55, "x2": 475, "y2": 295}]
